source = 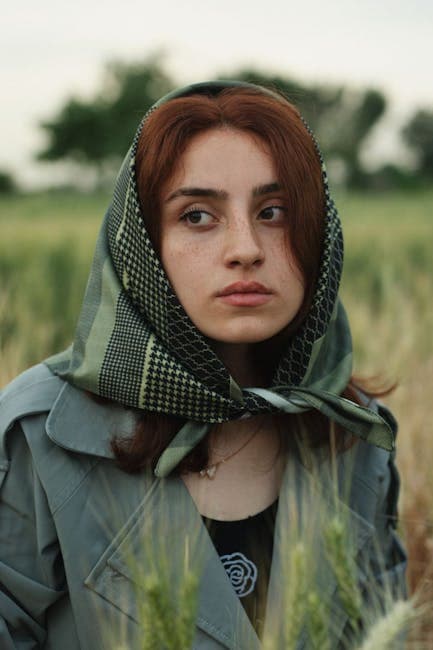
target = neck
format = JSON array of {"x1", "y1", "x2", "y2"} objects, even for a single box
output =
[
  {"x1": 209, "y1": 415, "x2": 264, "y2": 450},
  {"x1": 209, "y1": 341, "x2": 264, "y2": 387},
  {"x1": 197, "y1": 414, "x2": 286, "y2": 490}
]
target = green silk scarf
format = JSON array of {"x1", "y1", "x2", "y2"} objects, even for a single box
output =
[{"x1": 46, "y1": 81, "x2": 395, "y2": 476}]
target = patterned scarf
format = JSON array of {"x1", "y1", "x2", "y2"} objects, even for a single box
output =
[{"x1": 46, "y1": 81, "x2": 394, "y2": 476}]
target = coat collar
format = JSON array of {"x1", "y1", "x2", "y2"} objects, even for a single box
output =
[
  {"x1": 46, "y1": 381, "x2": 133, "y2": 458},
  {"x1": 48, "y1": 381, "x2": 374, "y2": 648}
]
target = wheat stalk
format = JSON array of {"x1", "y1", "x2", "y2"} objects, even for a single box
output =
[
  {"x1": 325, "y1": 515, "x2": 362, "y2": 625},
  {"x1": 306, "y1": 590, "x2": 330, "y2": 650},
  {"x1": 284, "y1": 541, "x2": 309, "y2": 650},
  {"x1": 356, "y1": 599, "x2": 416, "y2": 650}
]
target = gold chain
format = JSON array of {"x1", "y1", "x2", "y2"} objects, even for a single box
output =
[{"x1": 198, "y1": 425, "x2": 261, "y2": 479}]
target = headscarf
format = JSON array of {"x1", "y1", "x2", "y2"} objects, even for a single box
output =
[{"x1": 45, "y1": 81, "x2": 394, "y2": 476}]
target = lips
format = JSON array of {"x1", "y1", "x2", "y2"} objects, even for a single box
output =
[
  {"x1": 216, "y1": 281, "x2": 273, "y2": 307},
  {"x1": 217, "y1": 281, "x2": 272, "y2": 296}
]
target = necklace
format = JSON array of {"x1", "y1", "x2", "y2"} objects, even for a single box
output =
[{"x1": 198, "y1": 426, "x2": 261, "y2": 479}]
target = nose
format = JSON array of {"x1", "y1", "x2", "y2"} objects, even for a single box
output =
[{"x1": 223, "y1": 215, "x2": 265, "y2": 269}]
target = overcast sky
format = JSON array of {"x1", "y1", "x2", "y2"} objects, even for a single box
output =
[{"x1": 2, "y1": 0, "x2": 432, "y2": 187}]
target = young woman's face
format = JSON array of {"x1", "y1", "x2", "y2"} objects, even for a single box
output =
[{"x1": 160, "y1": 128, "x2": 305, "y2": 346}]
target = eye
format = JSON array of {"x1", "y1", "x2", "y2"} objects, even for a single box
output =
[
  {"x1": 259, "y1": 205, "x2": 287, "y2": 223},
  {"x1": 180, "y1": 209, "x2": 214, "y2": 227}
]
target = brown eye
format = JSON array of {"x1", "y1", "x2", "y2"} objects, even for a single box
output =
[
  {"x1": 180, "y1": 209, "x2": 213, "y2": 226},
  {"x1": 259, "y1": 206, "x2": 286, "y2": 222}
]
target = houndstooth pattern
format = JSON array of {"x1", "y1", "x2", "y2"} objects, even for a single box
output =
[
  {"x1": 99, "y1": 293, "x2": 148, "y2": 405},
  {"x1": 99, "y1": 294, "x2": 232, "y2": 421},
  {"x1": 141, "y1": 342, "x2": 231, "y2": 421}
]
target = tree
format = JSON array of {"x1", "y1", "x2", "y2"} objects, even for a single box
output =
[
  {"x1": 100, "y1": 59, "x2": 176, "y2": 156},
  {"x1": 402, "y1": 109, "x2": 433, "y2": 178},
  {"x1": 37, "y1": 56, "x2": 175, "y2": 183},
  {"x1": 0, "y1": 170, "x2": 18, "y2": 194},
  {"x1": 38, "y1": 99, "x2": 110, "y2": 166},
  {"x1": 323, "y1": 88, "x2": 387, "y2": 187}
]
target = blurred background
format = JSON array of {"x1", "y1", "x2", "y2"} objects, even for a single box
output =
[
  {"x1": 2, "y1": 0, "x2": 433, "y2": 190},
  {"x1": 1, "y1": 0, "x2": 432, "y2": 642}
]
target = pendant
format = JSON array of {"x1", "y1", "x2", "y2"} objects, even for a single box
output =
[{"x1": 199, "y1": 465, "x2": 217, "y2": 479}]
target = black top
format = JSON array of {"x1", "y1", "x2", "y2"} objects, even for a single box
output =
[{"x1": 203, "y1": 499, "x2": 278, "y2": 637}]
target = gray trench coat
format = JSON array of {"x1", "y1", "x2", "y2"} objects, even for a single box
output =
[{"x1": 0, "y1": 364, "x2": 407, "y2": 649}]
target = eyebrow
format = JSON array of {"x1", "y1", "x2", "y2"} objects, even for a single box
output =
[
  {"x1": 165, "y1": 182, "x2": 282, "y2": 203},
  {"x1": 165, "y1": 187, "x2": 228, "y2": 202},
  {"x1": 252, "y1": 182, "x2": 281, "y2": 197}
]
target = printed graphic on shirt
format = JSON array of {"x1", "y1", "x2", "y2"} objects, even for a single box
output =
[{"x1": 220, "y1": 552, "x2": 258, "y2": 597}]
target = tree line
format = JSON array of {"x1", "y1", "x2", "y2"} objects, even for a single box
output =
[{"x1": 2, "y1": 56, "x2": 432, "y2": 192}]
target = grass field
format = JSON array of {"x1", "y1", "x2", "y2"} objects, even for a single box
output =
[{"x1": 1, "y1": 188, "x2": 432, "y2": 642}]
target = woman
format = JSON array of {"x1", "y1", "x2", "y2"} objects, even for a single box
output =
[{"x1": 0, "y1": 81, "x2": 406, "y2": 649}]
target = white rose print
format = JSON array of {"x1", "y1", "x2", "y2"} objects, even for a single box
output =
[{"x1": 220, "y1": 552, "x2": 258, "y2": 597}]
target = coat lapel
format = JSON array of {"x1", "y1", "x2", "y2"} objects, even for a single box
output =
[
  {"x1": 85, "y1": 475, "x2": 260, "y2": 649},
  {"x1": 48, "y1": 384, "x2": 260, "y2": 648}
]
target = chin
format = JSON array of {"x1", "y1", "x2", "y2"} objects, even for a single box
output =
[{"x1": 207, "y1": 327, "x2": 284, "y2": 345}]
